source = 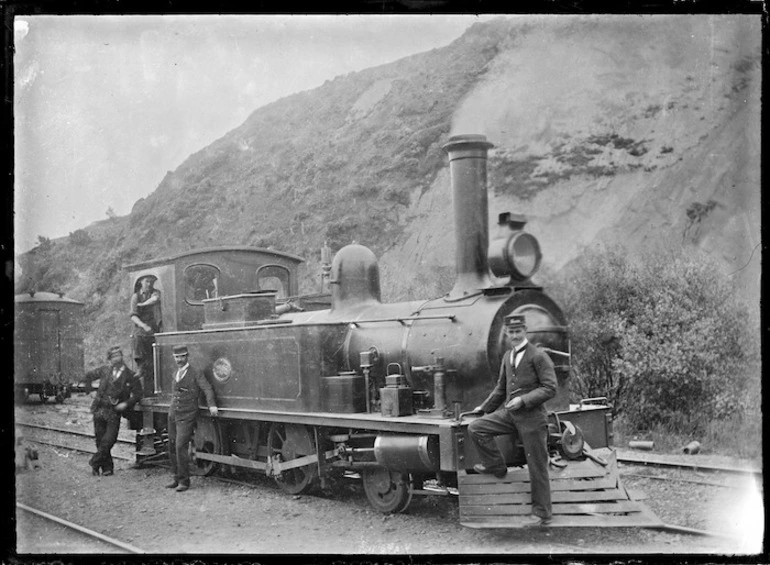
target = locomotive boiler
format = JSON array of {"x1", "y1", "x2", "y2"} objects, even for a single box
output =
[{"x1": 129, "y1": 134, "x2": 659, "y2": 527}]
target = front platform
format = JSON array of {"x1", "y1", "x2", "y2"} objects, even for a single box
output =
[{"x1": 458, "y1": 449, "x2": 663, "y2": 528}]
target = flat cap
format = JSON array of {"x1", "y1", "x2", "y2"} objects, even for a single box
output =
[
  {"x1": 504, "y1": 314, "x2": 526, "y2": 328},
  {"x1": 172, "y1": 345, "x2": 189, "y2": 355}
]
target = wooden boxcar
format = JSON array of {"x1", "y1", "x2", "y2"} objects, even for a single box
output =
[{"x1": 14, "y1": 291, "x2": 84, "y2": 403}]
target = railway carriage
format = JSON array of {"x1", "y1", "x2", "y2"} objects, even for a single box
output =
[
  {"x1": 14, "y1": 291, "x2": 83, "y2": 403},
  {"x1": 129, "y1": 134, "x2": 660, "y2": 528}
]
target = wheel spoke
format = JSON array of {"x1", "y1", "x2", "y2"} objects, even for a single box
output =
[
  {"x1": 267, "y1": 423, "x2": 317, "y2": 495},
  {"x1": 189, "y1": 419, "x2": 221, "y2": 476}
]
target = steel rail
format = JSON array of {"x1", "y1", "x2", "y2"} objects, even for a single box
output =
[
  {"x1": 655, "y1": 523, "x2": 743, "y2": 539},
  {"x1": 17, "y1": 421, "x2": 134, "y2": 446},
  {"x1": 23, "y1": 437, "x2": 133, "y2": 461},
  {"x1": 17, "y1": 502, "x2": 145, "y2": 554},
  {"x1": 617, "y1": 454, "x2": 761, "y2": 476},
  {"x1": 621, "y1": 472, "x2": 750, "y2": 489}
]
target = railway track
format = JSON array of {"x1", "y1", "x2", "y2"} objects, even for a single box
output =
[
  {"x1": 617, "y1": 451, "x2": 762, "y2": 477},
  {"x1": 17, "y1": 421, "x2": 135, "y2": 445},
  {"x1": 17, "y1": 503, "x2": 145, "y2": 554},
  {"x1": 17, "y1": 422, "x2": 746, "y2": 542},
  {"x1": 19, "y1": 421, "x2": 761, "y2": 478},
  {"x1": 17, "y1": 421, "x2": 135, "y2": 461}
]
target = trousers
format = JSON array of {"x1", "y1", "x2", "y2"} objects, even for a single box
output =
[
  {"x1": 168, "y1": 411, "x2": 196, "y2": 485},
  {"x1": 468, "y1": 408, "x2": 552, "y2": 519},
  {"x1": 90, "y1": 411, "x2": 121, "y2": 473}
]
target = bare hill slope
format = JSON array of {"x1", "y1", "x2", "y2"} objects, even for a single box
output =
[{"x1": 383, "y1": 15, "x2": 760, "y2": 306}]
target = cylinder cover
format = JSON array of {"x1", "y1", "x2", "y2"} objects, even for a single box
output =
[{"x1": 373, "y1": 434, "x2": 439, "y2": 472}]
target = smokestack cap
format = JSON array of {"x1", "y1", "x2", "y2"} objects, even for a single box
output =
[{"x1": 442, "y1": 134, "x2": 494, "y2": 157}]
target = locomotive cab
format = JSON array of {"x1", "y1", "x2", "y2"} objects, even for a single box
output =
[{"x1": 125, "y1": 246, "x2": 321, "y2": 334}]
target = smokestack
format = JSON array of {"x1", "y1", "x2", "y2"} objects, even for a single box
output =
[{"x1": 442, "y1": 134, "x2": 494, "y2": 299}]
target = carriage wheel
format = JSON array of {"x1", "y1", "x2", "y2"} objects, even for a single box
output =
[
  {"x1": 189, "y1": 418, "x2": 222, "y2": 476},
  {"x1": 267, "y1": 422, "x2": 318, "y2": 495},
  {"x1": 17, "y1": 387, "x2": 30, "y2": 404},
  {"x1": 362, "y1": 467, "x2": 413, "y2": 514}
]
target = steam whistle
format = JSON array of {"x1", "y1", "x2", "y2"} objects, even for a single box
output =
[
  {"x1": 320, "y1": 241, "x2": 332, "y2": 292},
  {"x1": 411, "y1": 355, "x2": 450, "y2": 418}
]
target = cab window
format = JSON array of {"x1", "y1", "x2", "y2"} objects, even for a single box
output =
[
  {"x1": 184, "y1": 264, "x2": 220, "y2": 304},
  {"x1": 256, "y1": 265, "x2": 290, "y2": 298}
]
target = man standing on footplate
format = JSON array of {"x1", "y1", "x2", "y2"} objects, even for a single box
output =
[{"x1": 468, "y1": 313, "x2": 557, "y2": 527}]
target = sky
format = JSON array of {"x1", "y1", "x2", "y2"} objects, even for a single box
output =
[{"x1": 13, "y1": 14, "x2": 497, "y2": 256}]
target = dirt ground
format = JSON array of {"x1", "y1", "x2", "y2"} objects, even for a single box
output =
[{"x1": 11, "y1": 395, "x2": 764, "y2": 557}]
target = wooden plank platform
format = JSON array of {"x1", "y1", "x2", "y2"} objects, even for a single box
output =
[{"x1": 458, "y1": 448, "x2": 663, "y2": 528}]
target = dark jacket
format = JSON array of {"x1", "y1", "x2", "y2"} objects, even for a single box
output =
[
  {"x1": 169, "y1": 364, "x2": 217, "y2": 422},
  {"x1": 84, "y1": 364, "x2": 142, "y2": 419},
  {"x1": 130, "y1": 289, "x2": 163, "y2": 334},
  {"x1": 480, "y1": 342, "x2": 557, "y2": 427}
]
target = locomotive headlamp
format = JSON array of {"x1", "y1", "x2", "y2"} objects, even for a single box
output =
[{"x1": 488, "y1": 231, "x2": 542, "y2": 281}]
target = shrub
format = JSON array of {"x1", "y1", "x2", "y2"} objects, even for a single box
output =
[
  {"x1": 69, "y1": 229, "x2": 92, "y2": 246},
  {"x1": 555, "y1": 247, "x2": 759, "y2": 434}
]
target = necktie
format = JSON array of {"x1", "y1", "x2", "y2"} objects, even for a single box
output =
[{"x1": 512, "y1": 347, "x2": 524, "y2": 368}]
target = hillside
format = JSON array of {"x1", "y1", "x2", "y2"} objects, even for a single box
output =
[{"x1": 16, "y1": 15, "x2": 761, "y2": 366}]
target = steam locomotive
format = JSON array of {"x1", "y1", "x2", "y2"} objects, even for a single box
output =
[{"x1": 127, "y1": 135, "x2": 659, "y2": 528}]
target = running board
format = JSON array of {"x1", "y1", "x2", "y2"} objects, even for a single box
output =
[{"x1": 458, "y1": 449, "x2": 663, "y2": 528}]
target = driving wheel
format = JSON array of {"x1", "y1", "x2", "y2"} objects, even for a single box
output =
[
  {"x1": 267, "y1": 422, "x2": 318, "y2": 495},
  {"x1": 190, "y1": 418, "x2": 222, "y2": 476},
  {"x1": 362, "y1": 467, "x2": 412, "y2": 514}
]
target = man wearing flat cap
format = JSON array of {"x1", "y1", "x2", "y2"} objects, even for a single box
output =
[
  {"x1": 468, "y1": 314, "x2": 557, "y2": 527},
  {"x1": 166, "y1": 345, "x2": 219, "y2": 492},
  {"x1": 81, "y1": 346, "x2": 142, "y2": 476},
  {"x1": 130, "y1": 274, "x2": 162, "y2": 395}
]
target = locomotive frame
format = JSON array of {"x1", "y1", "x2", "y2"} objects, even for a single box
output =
[{"x1": 127, "y1": 134, "x2": 661, "y2": 528}]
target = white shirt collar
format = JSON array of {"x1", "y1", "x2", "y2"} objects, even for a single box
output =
[{"x1": 514, "y1": 339, "x2": 529, "y2": 354}]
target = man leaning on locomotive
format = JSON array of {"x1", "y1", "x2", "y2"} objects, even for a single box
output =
[
  {"x1": 165, "y1": 344, "x2": 219, "y2": 492},
  {"x1": 80, "y1": 346, "x2": 143, "y2": 476},
  {"x1": 468, "y1": 314, "x2": 557, "y2": 527}
]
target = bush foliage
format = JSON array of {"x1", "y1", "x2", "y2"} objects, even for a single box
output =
[{"x1": 554, "y1": 247, "x2": 759, "y2": 434}]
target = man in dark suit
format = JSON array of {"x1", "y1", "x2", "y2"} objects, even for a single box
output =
[
  {"x1": 165, "y1": 345, "x2": 218, "y2": 492},
  {"x1": 468, "y1": 314, "x2": 557, "y2": 526},
  {"x1": 81, "y1": 346, "x2": 142, "y2": 476}
]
